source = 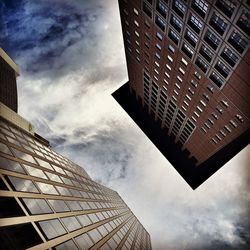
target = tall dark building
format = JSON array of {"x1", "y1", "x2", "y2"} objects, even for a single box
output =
[
  {"x1": 0, "y1": 48, "x2": 151, "y2": 250},
  {"x1": 114, "y1": 0, "x2": 250, "y2": 188},
  {"x1": 0, "y1": 48, "x2": 19, "y2": 112}
]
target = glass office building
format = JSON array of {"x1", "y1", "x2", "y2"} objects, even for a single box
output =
[{"x1": 0, "y1": 48, "x2": 151, "y2": 249}]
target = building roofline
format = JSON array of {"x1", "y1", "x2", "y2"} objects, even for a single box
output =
[
  {"x1": 0, "y1": 48, "x2": 20, "y2": 76},
  {"x1": 0, "y1": 102, "x2": 34, "y2": 135}
]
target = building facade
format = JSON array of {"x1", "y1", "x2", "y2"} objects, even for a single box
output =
[
  {"x1": 0, "y1": 48, "x2": 19, "y2": 113},
  {"x1": 0, "y1": 49, "x2": 151, "y2": 250},
  {"x1": 119, "y1": 0, "x2": 250, "y2": 165}
]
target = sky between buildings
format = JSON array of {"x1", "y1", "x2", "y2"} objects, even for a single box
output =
[{"x1": 0, "y1": 0, "x2": 249, "y2": 249}]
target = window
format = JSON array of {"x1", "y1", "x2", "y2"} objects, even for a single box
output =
[
  {"x1": 39, "y1": 219, "x2": 66, "y2": 240},
  {"x1": 220, "y1": 130, "x2": 226, "y2": 137},
  {"x1": 184, "y1": 29, "x2": 198, "y2": 47},
  {"x1": 188, "y1": 13, "x2": 203, "y2": 34},
  {"x1": 156, "y1": 0, "x2": 168, "y2": 18},
  {"x1": 172, "y1": 0, "x2": 187, "y2": 18},
  {"x1": 61, "y1": 216, "x2": 81, "y2": 232},
  {"x1": 168, "y1": 29, "x2": 180, "y2": 45},
  {"x1": 155, "y1": 14, "x2": 166, "y2": 31},
  {"x1": 48, "y1": 199, "x2": 70, "y2": 212},
  {"x1": 210, "y1": 71, "x2": 224, "y2": 88},
  {"x1": 228, "y1": 31, "x2": 248, "y2": 54},
  {"x1": 155, "y1": 61, "x2": 160, "y2": 67},
  {"x1": 207, "y1": 117, "x2": 214, "y2": 125},
  {"x1": 156, "y1": 32, "x2": 163, "y2": 40},
  {"x1": 212, "y1": 112, "x2": 218, "y2": 120},
  {"x1": 181, "y1": 57, "x2": 188, "y2": 66},
  {"x1": 179, "y1": 67, "x2": 185, "y2": 75},
  {"x1": 134, "y1": 20, "x2": 139, "y2": 27},
  {"x1": 191, "y1": 0, "x2": 208, "y2": 18},
  {"x1": 216, "y1": 106, "x2": 224, "y2": 114},
  {"x1": 170, "y1": 14, "x2": 183, "y2": 32},
  {"x1": 0, "y1": 156, "x2": 25, "y2": 174},
  {"x1": 12, "y1": 148, "x2": 36, "y2": 164},
  {"x1": 177, "y1": 75, "x2": 183, "y2": 82},
  {"x1": 194, "y1": 71, "x2": 201, "y2": 80},
  {"x1": 215, "y1": 0, "x2": 236, "y2": 18},
  {"x1": 65, "y1": 200, "x2": 82, "y2": 211},
  {"x1": 35, "y1": 157, "x2": 53, "y2": 170},
  {"x1": 135, "y1": 31, "x2": 140, "y2": 37},
  {"x1": 205, "y1": 122, "x2": 210, "y2": 129},
  {"x1": 55, "y1": 240, "x2": 78, "y2": 250},
  {"x1": 194, "y1": 111, "x2": 200, "y2": 117},
  {"x1": 209, "y1": 12, "x2": 227, "y2": 35},
  {"x1": 175, "y1": 83, "x2": 181, "y2": 89},
  {"x1": 45, "y1": 171, "x2": 63, "y2": 183},
  {"x1": 215, "y1": 60, "x2": 231, "y2": 78},
  {"x1": 36, "y1": 182, "x2": 59, "y2": 195},
  {"x1": 154, "y1": 68, "x2": 159, "y2": 75},
  {"x1": 145, "y1": 19, "x2": 150, "y2": 28},
  {"x1": 224, "y1": 125, "x2": 231, "y2": 133},
  {"x1": 203, "y1": 93, "x2": 210, "y2": 101},
  {"x1": 166, "y1": 64, "x2": 172, "y2": 71},
  {"x1": 197, "y1": 106, "x2": 203, "y2": 113},
  {"x1": 204, "y1": 29, "x2": 220, "y2": 50},
  {"x1": 236, "y1": 10, "x2": 250, "y2": 36},
  {"x1": 182, "y1": 43, "x2": 194, "y2": 58},
  {"x1": 186, "y1": 94, "x2": 192, "y2": 101},
  {"x1": 199, "y1": 44, "x2": 213, "y2": 62},
  {"x1": 195, "y1": 57, "x2": 208, "y2": 73},
  {"x1": 211, "y1": 138, "x2": 218, "y2": 144},
  {"x1": 221, "y1": 47, "x2": 239, "y2": 67},
  {"x1": 156, "y1": 43, "x2": 162, "y2": 50},
  {"x1": 133, "y1": 8, "x2": 139, "y2": 16},
  {"x1": 200, "y1": 100, "x2": 206, "y2": 107},
  {"x1": 8, "y1": 176, "x2": 39, "y2": 193},
  {"x1": 207, "y1": 84, "x2": 214, "y2": 93},
  {"x1": 165, "y1": 71, "x2": 170, "y2": 78},
  {"x1": 235, "y1": 114, "x2": 244, "y2": 123},
  {"x1": 143, "y1": 2, "x2": 152, "y2": 18},
  {"x1": 123, "y1": 9, "x2": 128, "y2": 16},
  {"x1": 201, "y1": 127, "x2": 207, "y2": 133},
  {"x1": 191, "y1": 79, "x2": 198, "y2": 88},
  {"x1": 24, "y1": 164, "x2": 48, "y2": 179},
  {"x1": 22, "y1": 198, "x2": 52, "y2": 215},
  {"x1": 75, "y1": 233, "x2": 94, "y2": 249},
  {"x1": 168, "y1": 55, "x2": 173, "y2": 62},
  {"x1": 168, "y1": 44, "x2": 175, "y2": 53},
  {"x1": 230, "y1": 120, "x2": 237, "y2": 128},
  {"x1": 188, "y1": 87, "x2": 194, "y2": 95}
]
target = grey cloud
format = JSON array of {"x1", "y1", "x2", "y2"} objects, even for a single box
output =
[{"x1": 1, "y1": 0, "x2": 249, "y2": 249}]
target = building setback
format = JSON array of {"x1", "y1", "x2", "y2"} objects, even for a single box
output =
[
  {"x1": 0, "y1": 49, "x2": 151, "y2": 250},
  {"x1": 114, "y1": 0, "x2": 250, "y2": 187}
]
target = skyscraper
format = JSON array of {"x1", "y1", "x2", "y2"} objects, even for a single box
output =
[
  {"x1": 0, "y1": 48, "x2": 19, "y2": 112},
  {"x1": 114, "y1": 0, "x2": 250, "y2": 188},
  {"x1": 0, "y1": 48, "x2": 151, "y2": 250}
]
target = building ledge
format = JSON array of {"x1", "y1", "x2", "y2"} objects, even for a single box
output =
[{"x1": 0, "y1": 48, "x2": 20, "y2": 76}]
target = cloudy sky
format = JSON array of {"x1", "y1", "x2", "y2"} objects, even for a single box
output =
[{"x1": 0, "y1": 0, "x2": 249, "y2": 249}]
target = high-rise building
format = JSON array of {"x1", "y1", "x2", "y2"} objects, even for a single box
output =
[
  {"x1": 114, "y1": 0, "x2": 250, "y2": 188},
  {"x1": 0, "y1": 48, "x2": 19, "y2": 112},
  {"x1": 0, "y1": 48, "x2": 151, "y2": 250}
]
